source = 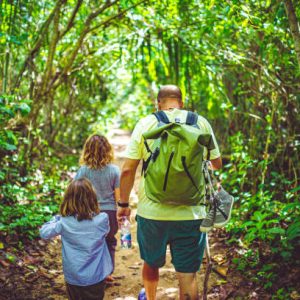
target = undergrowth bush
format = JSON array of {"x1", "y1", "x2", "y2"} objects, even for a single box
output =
[
  {"x1": 0, "y1": 95, "x2": 76, "y2": 240},
  {"x1": 0, "y1": 167, "x2": 67, "y2": 239},
  {"x1": 221, "y1": 132, "x2": 300, "y2": 294}
]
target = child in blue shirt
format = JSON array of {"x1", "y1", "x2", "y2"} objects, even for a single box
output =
[
  {"x1": 75, "y1": 134, "x2": 120, "y2": 282},
  {"x1": 40, "y1": 178, "x2": 112, "y2": 300}
]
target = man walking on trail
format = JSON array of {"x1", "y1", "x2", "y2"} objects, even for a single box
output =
[{"x1": 117, "y1": 85, "x2": 222, "y2": 300}]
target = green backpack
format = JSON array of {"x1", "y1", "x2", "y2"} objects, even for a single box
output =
[{"x1": 142, "y1": 111, "x2": 215, "y2": 206}]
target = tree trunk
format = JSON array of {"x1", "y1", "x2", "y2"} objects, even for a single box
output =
[
  {"x1": 284, "y1": 0, "x2": 300, "y2": 68},
  {"x1": 174, "y1": 39, "x2": 179, "y2": 85},
  {"x1": 166, "y1": 40, "x2": 174, "y2": 82},
  {"x1": 2, "y1": 0, "x2": 14, "y2": 94}
]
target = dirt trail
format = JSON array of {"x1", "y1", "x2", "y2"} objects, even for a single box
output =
[
  {"x1": 94, "y1": 129, "x2": 231, "y2": 299},
  {"x1": 0, "y1": 129, "x2": 251, "y2": 300},
  {"x1": 50, "y1": 129, "x2": 229, "y2": 300}
]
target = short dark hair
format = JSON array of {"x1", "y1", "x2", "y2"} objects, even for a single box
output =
[{"x1": 157, "y1": 85, "x2": 182, "y2": 102}]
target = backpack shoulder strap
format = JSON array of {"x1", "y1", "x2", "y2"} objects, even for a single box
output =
[
  {"x1": 186, "y1": 111, "x2": 198, "y2": 126},
  {"x1": 186, "y1": 111, "x2": 211, "y2": 159},
  {"x1": 153, "y1": 111, "x2": 170, "y2": 124}
]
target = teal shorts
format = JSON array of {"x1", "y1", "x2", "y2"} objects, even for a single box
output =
[{"x1": 136, "y1": 215, "x2": 206, "y2": 273}]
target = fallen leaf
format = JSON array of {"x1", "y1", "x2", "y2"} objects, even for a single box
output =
[
  {"x1": 38, "y1": 270, "x2": 54, "y2": 280},
  {"x1": 238, "y1": 238, "x2": 248, "y2": 249},
  {"x1": 291, "y1": 291, "x2": 300, "y2": 300},
  {"x1": 48, "y1": 269, "x2": 62, "y2": 275},
  {"x1": 129, "y1": 265, "x2": 139, "y2": 270},
  {"x1": 236, "y1": 248, "x2": 248, "y2": 255},
  {"x1": 215, "y1": 266, "x2": 229, "y2": 277},
  {"x1": 113, "y1": 275, "x2": 125, "y2": 280},
  {"x1": 25, "y1": 274, "x2": 39, "y2": 283},
  {"x1": 216, "y1": 279, "x2": 227, "y2": 285},
  {"x1": 38, "y1": 240, "x2": 47, "y2": 247},
  {"x1": 211, "y1": 242, "x2": 224, "y2": 250},
  {"x1": 0, "y1": 259, "x2": 10, "y2": 268},
  {"x1": 212, "y1": 254, "x2": 227, "y2": 265},
  {"x1": 113, "y1": 282, "x2": 121, "y2": 287},
  {"x1": 249, "y1": 291, "x2": 259, "y2": 300},
  {"x1": 219, "y1": 283, "x2": 234, "y2": 299},
  {"x1": 26, "y1": 265, "x2": 38, "y2": 272},
  {"x1": 0, "y1": 270, "x2": 11, "y2": 282},
  {"x1": 23, "y1": 255, "x2": 43, "y2": 264},
  {"x1": 53, "y1": 284, "x2": 65, "y2": 293},
  {"x1": 17, "y1": 260, "x2": 24, "y2": 267},
  {"x1": 0, "y1": 242, "x2": 4, "y2": 249},
  {"x1": 29, "y1": 251, "x2": 41, "y2": 257},
  {"x1": 5, "y1": 234, "x2": 19, "y2": 245},
  {"x1": 25, "y1": 272, "x2": 39, "y2": 283}
]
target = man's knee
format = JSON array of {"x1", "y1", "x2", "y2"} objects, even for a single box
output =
[
  {"x1": 176, "y1": 272, "x2": 199, "y2": 300},
  {"x1": 176, "y1": 271, "x2": 197, "y2": 281}
]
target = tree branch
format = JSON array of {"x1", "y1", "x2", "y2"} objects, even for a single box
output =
[
  {"x1": 40, "y1": 0, "x2": 64, "y2": 95},
  {"x1": 50, "y1": 0, "x2": 119, "y2": 91},
  {"x1": 13, "y1": 0, "x2": 66, "y2": 90},
  {"x1": 59, "y1": 0, "x2": 84, "y2": 39},
  {"x1": 87, "y1": 0, "x2": 148, "y2": 33}
]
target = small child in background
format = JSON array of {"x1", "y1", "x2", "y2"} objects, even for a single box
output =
[
  {"x1": 75, "y1": 134, "x2": 120, "y2": 282},
  {"x1": 40, "y1": 178, "x2": 112, "y2": 300}
]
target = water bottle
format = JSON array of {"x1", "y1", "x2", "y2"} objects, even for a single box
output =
[{"x1": 120, "y1": 217, "x2": 132, "y2": 249}]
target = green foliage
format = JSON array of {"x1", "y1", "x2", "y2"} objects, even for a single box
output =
[
  {"x1": 0, "y1": 156, "x2": 69, "y2": 238},
  {"x1": 0, "y1": 95, "x2": 70, "y2": 238},
  {"x1": 232, "y1": 249, "x2": 260, "y2": 272},
  {"x1": 0, "y1": 95, "x2": 31, "y2": 152},
  {"x1": 0, "y1": 160, "x2": 71, "y2": 239},
  {"x1": 223, "y1": 130, "x2": 300, "y2": 293},
  {"x1": 0, "y1": 201, "x2": 56, "y2": 239},
  {"x1": 0, "y1": 0, "x2": 300, "y2": 295}
]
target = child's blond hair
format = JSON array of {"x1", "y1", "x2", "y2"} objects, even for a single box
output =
[
  {"x1": 60, "y1": 178, "x2": 100, "y2": 221},
  {"x1": 80, "y1": 134, "x2": 113, "y2": 169}
]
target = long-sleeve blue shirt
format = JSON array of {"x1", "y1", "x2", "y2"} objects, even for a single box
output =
[{"x1": 40, "y1": 213, "x2": 113, "y2": 286}]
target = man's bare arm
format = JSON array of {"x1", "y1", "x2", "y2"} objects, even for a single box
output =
[
  {"x1": 120, "y1": 158, "x2": 140, "y2": 203},
  {"x1": 117, "y1": 158, "x2": 140, "y2": 222}
]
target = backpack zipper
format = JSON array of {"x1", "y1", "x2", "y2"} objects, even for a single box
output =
[
  {"x1": 163, "y1": 151, "x2": 174, "y2": 191},
  {"x1": 181, "y1": 156, "x2": 202, "y2": 193}
]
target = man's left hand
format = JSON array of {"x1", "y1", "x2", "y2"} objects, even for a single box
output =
[{"x1": 117, "y1": 207, "x2": 131, "y2": 225}]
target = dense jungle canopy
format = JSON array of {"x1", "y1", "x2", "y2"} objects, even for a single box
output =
[{"x1": 0, "y1": 0, "x2": 300, "y2": 299}]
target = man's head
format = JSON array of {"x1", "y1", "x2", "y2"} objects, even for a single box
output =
[{"x1": 157, "y1": 85, "x2": 183, "y2": 110}]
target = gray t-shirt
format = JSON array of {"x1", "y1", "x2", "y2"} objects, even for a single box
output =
[{"x1": 75, "y1": 164, "x2": 120, "y2": 211}]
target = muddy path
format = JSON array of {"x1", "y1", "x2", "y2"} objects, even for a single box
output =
[{"x1": 0, "y1": 129, "x2": 265, "y2": 300}]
